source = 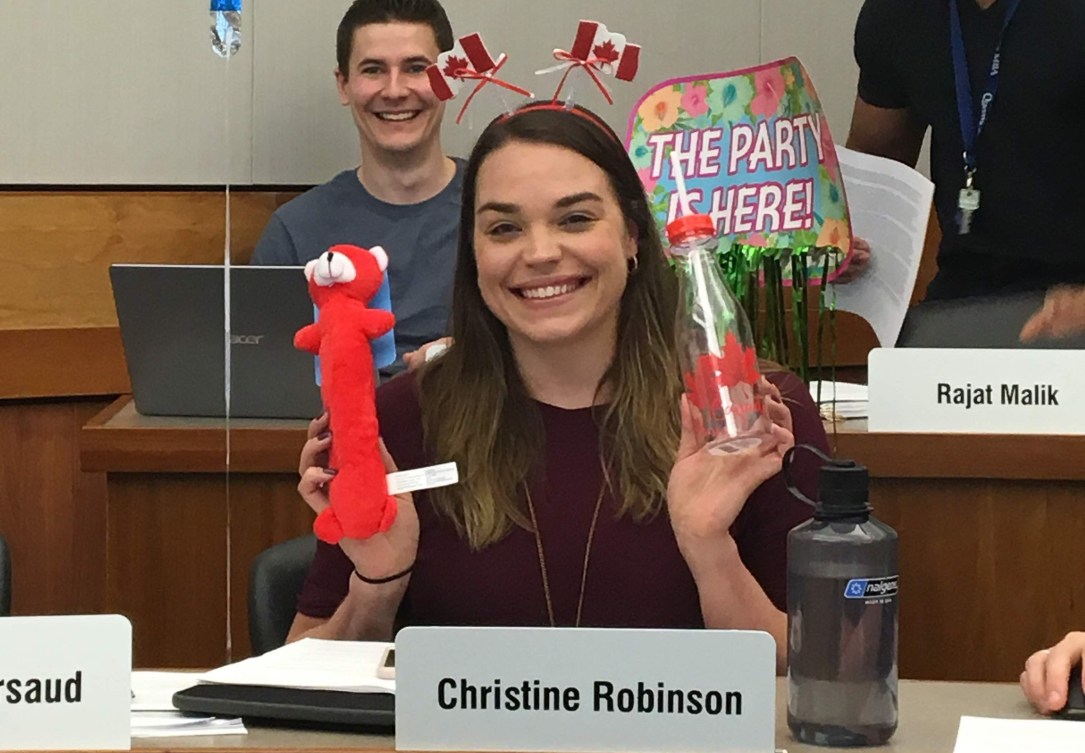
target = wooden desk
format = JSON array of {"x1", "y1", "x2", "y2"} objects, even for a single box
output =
[
  {"x1": 827, "y1": 419, "x2": 1085, "y2": 683},
  {"x1": 130, "y1": 679, "x2": 1034, "y2": 752},
  {"x1": 82, "y1": 398, "x2": 1085, "y2": 680},
  {"x1": 81, "y1": 397, "x2": 314, "y2": 668}
]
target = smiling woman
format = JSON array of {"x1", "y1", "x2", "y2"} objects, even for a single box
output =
[
  {"x1": 472, "y1": 143, "x2": 637, "y2": 373},
  {"x1": 287, "y1": 103, "x2": 830, "y2": 669}
]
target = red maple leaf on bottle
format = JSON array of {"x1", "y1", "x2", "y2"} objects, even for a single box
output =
[
  {"x1": 442, "y1": 55, "x2": 469, "y2": 79},
  {"x1": 683, "y1": 332, "x2": 760, "y2": 412},
  {"x1": 592, "y1": 39, "x2": 620, "y2": 64}
]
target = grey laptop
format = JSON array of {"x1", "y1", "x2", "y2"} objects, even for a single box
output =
[
  {"x1": 110, "y1": 264, "x2": 323, "y2": 418},
  {"x1": 896, "y1": 290, "x2": 1085, "y2": 349}
]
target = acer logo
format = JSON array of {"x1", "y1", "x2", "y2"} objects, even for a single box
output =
[{"x1": 231, "y1": 335, "x2": 265, "y2": 345}]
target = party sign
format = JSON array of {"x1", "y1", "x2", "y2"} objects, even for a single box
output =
[{"x1": 626, "y1": 57, "x2": 851, "y2": 279}]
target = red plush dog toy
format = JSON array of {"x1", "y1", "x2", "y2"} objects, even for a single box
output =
[{"x1": 294, "y1": 244, "x2": 397, "y2": 543}]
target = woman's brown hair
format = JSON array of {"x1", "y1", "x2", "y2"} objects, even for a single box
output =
[{"x1": 417, "y1": 103, "x2": 681, "y2": 549}]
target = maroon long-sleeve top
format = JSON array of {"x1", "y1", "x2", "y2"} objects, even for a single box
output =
[{"x1": 297, "y1": 370, "x2": 829, "y2": 628}]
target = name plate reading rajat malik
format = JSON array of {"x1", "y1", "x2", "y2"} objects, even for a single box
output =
[
  {"x1": 869, "y1": 348, "x2": 1085, "y2": 434},
  {"x1": 0, "y1": 615, "x2": 131, "y2": 750},
  {"x1": 395, "y1": 627, "x2": 776, "y2": 753}
]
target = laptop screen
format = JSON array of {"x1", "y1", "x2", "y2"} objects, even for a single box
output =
[
  {"x1": 110, "y1": 264, "x2": 324, "y2": 419},
  {"x1": 896, "y1": 291, "x2": 1085, "y2": 350}
]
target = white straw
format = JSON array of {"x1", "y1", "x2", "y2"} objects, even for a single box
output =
[{"x1": 669, "y1": 150, "x2": 693, "y2": 217}]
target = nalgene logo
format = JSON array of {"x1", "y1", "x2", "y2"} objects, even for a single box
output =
[{"x1": 844, "y1": 575, "x2": 899, "y2": 600}]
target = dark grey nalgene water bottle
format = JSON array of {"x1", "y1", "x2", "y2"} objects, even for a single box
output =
[{"x1": 786, "y1": 452, "x2": 898, "y2": 747}]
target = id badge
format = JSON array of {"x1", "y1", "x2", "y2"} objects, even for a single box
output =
[{"x1": 957, "y1": 187, "x2": 981, "y2": 212}]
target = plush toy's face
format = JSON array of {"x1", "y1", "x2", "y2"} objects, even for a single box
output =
[{"x1": 304, "y1": 244, "x2": 388, "y2": 306}]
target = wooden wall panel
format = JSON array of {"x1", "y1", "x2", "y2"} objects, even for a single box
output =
[
  {"x1": 104, "y1": 473, "x2": 312, "y2": 667},
  {"x1": 0, "y1": 191, "x2": 295, "y2": 331},
  {"x1": 106, "y1": 474, "x2": 230, "y2": 667},
  {"x1": 0, "y1": 399, "x2": 111, "y2": 616},
  {"x1": 875, "y1": 479, "x2": 1085, "y2": 683},
  {"x1": 228, "y1": 480, "x2": 318, "y2": 659},
  {"x1": 0, "y1": 190, "x2": 297, "y2": 399},
  {"x1": 827, "y1": 419, "x2": 1085, "y2": 482},
  {"x1": 0, "y1": 327, "x2": 129, "y2": 399}
]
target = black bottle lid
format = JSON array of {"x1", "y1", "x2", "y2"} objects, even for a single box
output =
[{"x1": 815, "y1": 459, "x2": 872, "y2": 521}]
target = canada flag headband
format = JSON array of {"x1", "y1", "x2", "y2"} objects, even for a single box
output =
[
  {"x1": 425, "y1": 21, "x2": 641, "y2": 123},
  {"x1": 538, "y1": 20, "x2": 641, "y2": 106},
  {"x1": 425, "y1": 33, "x2": 532, "y2": 124}
]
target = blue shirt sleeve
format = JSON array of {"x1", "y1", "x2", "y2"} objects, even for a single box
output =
[{"x1": 250, "y1": 213, "x2": 299, "y2": 266}]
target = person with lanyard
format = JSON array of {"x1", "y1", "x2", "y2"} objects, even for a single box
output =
[
  {"x1": 285, "y1": 101, "x2": 830, "y2": 672},
  {"x1": 250, "y1": 0, "x2": 461, "y2": 376},
  {"x1": 847, "y1": 0, "x2": 1085, "y2": 301}
]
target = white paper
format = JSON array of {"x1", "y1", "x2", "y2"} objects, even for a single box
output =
[
  {"x1": 830, "y1": 145, "x2": 935, "y2": 347},
  {"x1": 198, "y1": 638, "x2": 395, "y2": 693},
  {"x1": 807, "y1": 380, "x2": 868, "y2": 420},
  {"x1": 954, "y1": 715, "x2": 1085, "y2": 753},
  {"x1": 130, "y1": 671, "x2": 247, "y2": 738},
  {"x1": 131, "y1": 711, "x2": 246, "y2": 738},
  {"x1": 131, "y1": 670, "x2": 201, "y2": 711},
  {"x1": 808, "y1": 380, "x2": 868, "y2": 404}
]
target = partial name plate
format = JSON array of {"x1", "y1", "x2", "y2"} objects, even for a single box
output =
[
  {"x1": 869, "y1": 348, "x2": 1085, "y2": 434},
  {"x1": 0, "y1": 614, "x2": 132, "y2": 751},
  {"x1": 395, "y1": 627, "x2": 775, "y2": 753}
]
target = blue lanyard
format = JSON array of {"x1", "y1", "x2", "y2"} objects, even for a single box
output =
[{"x1": 949, "y1": 0, "x2": 1022, "y2": 175}]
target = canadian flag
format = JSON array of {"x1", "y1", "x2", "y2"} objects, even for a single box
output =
[
  {"x1": 569, "y1": 20, "x2": 640, "y2": 81},
  {"x1": 426, "y1": 33, "x2": 498, "y2": 101}
]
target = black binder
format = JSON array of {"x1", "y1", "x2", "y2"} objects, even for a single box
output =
[{"x1": 172, "y1": 683, "x2": 395, "y2": 729}]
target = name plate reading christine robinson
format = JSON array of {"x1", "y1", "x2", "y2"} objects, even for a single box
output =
[{"x1": 394, "y1": 627, "x2": 776, "y2": 753}]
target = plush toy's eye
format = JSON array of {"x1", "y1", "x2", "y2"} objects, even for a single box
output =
[{"x1": 368, "y1": 245, "x2": 389, "y2": 273}]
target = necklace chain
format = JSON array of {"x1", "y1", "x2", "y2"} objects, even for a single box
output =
[{"x1": 524, "y1": 477, "x2": 607, "y2": 628}]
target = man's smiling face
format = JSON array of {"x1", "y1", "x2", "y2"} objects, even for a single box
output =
[{"x1": 336, "y1": 22, "x2": 446, "y2": 160}]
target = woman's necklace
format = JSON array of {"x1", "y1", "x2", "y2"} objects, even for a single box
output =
[{"x1": 524, "y1": 478, "x2": 607, "y2": 627}]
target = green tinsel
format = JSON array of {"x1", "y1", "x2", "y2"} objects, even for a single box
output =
[{"x1": 717, "y1": 242, "x2": 840, "y2": 383}]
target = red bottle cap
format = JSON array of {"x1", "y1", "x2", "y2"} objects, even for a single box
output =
[{"x1": 665, "y1": 214, "x2": 716, "y2": 245}]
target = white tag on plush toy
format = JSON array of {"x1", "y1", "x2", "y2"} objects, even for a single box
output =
[{"x1": 386, "y1": 462, "x2": 460, "y2": 495}]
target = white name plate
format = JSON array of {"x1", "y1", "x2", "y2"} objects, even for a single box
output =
[
  {"x1": 869, "y1": 348, "x2": 1085, "y2": 434},
  {"x1": 395, "y1": 627, "x2": 775, "y2": 753},
  {"x1": 0, "y1": 615, "x2": 131, "y2": 750}
]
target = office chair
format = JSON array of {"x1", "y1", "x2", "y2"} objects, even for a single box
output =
[
  {"x1": 0, "y1": 533, "x2": 11, "y2": 616},
  {"x1": 248, "y1": 534, "x2": 316, "y2": 655}
]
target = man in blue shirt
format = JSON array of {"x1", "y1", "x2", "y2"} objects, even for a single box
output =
[{"x1": 252, "y1": 0, "x2": 462, "y2": 375}]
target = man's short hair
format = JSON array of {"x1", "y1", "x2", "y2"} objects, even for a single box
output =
[{"x1": 336, "y1": 0, "x2": 454, "y2": 77}]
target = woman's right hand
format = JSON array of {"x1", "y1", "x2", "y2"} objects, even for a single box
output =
[{"x1": 297, "y1": 411, "x2": 420, "y2": 583}]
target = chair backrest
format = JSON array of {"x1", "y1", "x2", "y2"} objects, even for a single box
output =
[
  {"x1": 248, "y1": 534, "x2": 316, "y2": 655},
  {"x1": 0, "y1": 534, "x2": 11, "y2": 616}
]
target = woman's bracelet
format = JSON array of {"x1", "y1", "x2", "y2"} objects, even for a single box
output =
[{"x1": 354, "y1": 564, "x2": 414, "y2": 585}]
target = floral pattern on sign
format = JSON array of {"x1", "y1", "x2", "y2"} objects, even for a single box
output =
[{"x1": 625, "y1": 57, "x2": 852, "y2": 285}]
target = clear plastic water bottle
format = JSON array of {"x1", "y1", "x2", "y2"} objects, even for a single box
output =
[
  {"x1": 787, "y1": 454, "x2": 899, "y2": 747},
  {"x1": 666, "y1": 214, "x2": 769, "y2": 453},
  {"x1": 210, "y1": 0, "x2": 242, "y2": 58}
]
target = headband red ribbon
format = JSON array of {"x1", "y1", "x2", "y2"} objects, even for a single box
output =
[
  {"x1": 537, "y1": 20, "x2": 641, "y2": 106},
  {"x1": 426, "y1": 33, "x2": 533, "y2": 125}
]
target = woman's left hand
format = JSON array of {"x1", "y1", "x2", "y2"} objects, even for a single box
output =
[{"x1": 667, "y1": 378, "x2": 795, "y2": 545}]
